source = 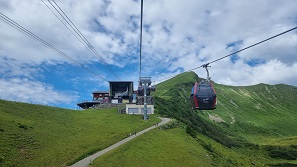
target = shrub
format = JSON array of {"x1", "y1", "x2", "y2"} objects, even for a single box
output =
[
  {"x1": 202, "y1": 142, "x2": 214, "y2": 152},
  {"x1": 186, "y1": 126, "x2": 197, "y2": 138},
  {"x1": 0, "y1": 156, "x2": 4, "y2": 163},
  {"x1": 269, "y1": 162, "x2": 297, "y2": 167},
  {"x1": 160, "y1": 120, "x2": 180, "y2": 130},
  {"x1": 18, "y1": 123, "x2": 28, "y2": 130},
  {"x1": 264, "y1": 145, "x2": 297, "y2": 160}
]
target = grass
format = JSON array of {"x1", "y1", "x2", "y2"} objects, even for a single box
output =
[
  {"x1": 2, "y1": 71, "x2": 297, "y2": 166},
  {"x1": 92, "y1": 127, "x2": 213, "y2": 167},
  {"x1": 151, "y1": 71, "x2": 297, "y2": 165},
  {"x1": 0, "y1": 99, "x2": 160, "y2": 167},
  {"x1": 155, "y1": 72, "x2": 198, "y2": 98},
  {"x1": 92, "y1": 124, "x2": 273, "y2": 167},
  {"x1": 209, "y1": 83, "x2": 297, "y2": 144}
]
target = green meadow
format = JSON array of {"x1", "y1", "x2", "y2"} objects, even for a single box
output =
[
  {"x1": 92, "y1": 125, "x2": 259, "y2": 167},
  {"x1": 1, "y1": 71, "x2": 297, "y2": 166},
  {"x1": 151, "y1": 71, "x2": 297, "y2": 166},
  {"x1": 0, "y1": 100, "x2": 160, "y2": 167},
  {"x1": 92, "y1": 127, "x2": 213, "y2": 167}
]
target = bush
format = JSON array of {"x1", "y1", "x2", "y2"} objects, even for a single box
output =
[
  {"x1": 18, "y1": 123, "x2": 28, "y2": 130},
  {"x1": 202, "y1": 142, "x2": 214, "y2": 152},
  {"x1": 264, "y1": 145, "x2": 297, "y2": 160},
  {"x1": 160, "y1": 120, "x2": 180, "y2": 130},
  {"x1": 269, "y1": 162, "x2": 297, "y2": 167},
  {"x1": 0, "y1": 156, "x2": 4, "y2": 163},
  {"x1": 186, "y1": 126, "x2": 197, "y2": 138}
]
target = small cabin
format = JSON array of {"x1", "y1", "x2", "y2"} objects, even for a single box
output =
[{"x1": 92, "y1": 91, "x2": 109, "y2": 103}]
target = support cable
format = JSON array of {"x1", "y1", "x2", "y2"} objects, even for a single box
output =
[
  {"x1": 43, "y1": 0, "x2": 120, "y2": 80},
  {"x1": 0, "y1": 13, "x2": 108, "y2": 81},
  {"x1": 40, "y1": 0, "x2": 90, "y2": 56},
  {"x1": 157, "y1": 26, "x2": 297, "y2": 82}
]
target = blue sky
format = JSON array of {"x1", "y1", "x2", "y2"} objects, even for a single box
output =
[{"x1": 1, "y1": 0, "x2": 297, "y2": 109}]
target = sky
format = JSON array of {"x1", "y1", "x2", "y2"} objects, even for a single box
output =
[{"x1": 0, "y1": 0, "x2": 297, "y2": 109}]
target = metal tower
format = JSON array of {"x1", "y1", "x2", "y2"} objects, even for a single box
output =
[{"x1": 139, "y1": 77, "x2": 151, "y2": 120}]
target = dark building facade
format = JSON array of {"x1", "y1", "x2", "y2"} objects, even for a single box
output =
[
  {"x1": 109, "y1": 81, "x2": 134, "y2": 103},
  {"x1": 92, "y1": 91, "x2": 109, "y2": 103}
]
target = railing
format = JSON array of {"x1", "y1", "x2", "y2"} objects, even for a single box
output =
[
  {"x1": 96, "y1": 103, "x2": 125, "y2": 109},
  {"x1": 136, "y1": 96, "x2": 154, "y2": 105}
]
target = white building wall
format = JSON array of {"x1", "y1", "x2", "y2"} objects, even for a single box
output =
[{"x1": 126, "y1": 104, "x2": 154, "y2": 114}]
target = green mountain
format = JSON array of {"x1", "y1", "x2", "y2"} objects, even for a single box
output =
[{"x1": 153, "y1": 71, "x2": 297, "y2": 166}]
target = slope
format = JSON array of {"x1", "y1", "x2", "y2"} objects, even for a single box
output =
[
  {"x1": 0, "y1": 100, "x2": 160, "y2": 167},
  {"x1": 152, "y1": 71, "x2": 297, "y2": 165},
  {"x1": 154, "y1": 71, "x2": 297, "y2": 143},
  {"x1": 210, "y1": 82, "x2": 297, "y2": 144},
  {"x1": 92, "y1": 122, "x2": 267, "y2": 167},
  {"x1": 72, "y1": 71, "x2": 296, "y2": 167}
]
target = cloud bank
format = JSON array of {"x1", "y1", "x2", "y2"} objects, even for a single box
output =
[{"x1": 1, "y1": 0, "x2": 297, "y2": 107}]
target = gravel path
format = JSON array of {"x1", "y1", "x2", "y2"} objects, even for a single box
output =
[{"x1": 70, "y1": 117, "x2": 170, "y2": 167}]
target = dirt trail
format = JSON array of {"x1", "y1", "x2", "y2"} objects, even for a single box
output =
[{"x1": 70, "y1": 117, "x2": 170, "y2": 167}]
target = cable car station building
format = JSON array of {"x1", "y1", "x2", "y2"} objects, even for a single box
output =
[
  {"x1": 77, "y1": 81, "x2": 154, "y2": 115},
  {"x1": 109, "y1": 81, "x2": 134, "y2": 104}
]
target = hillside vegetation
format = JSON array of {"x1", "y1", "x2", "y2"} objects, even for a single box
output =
[
  {"x1": 153, "y1": 71, "x2": 297, "y2": 166},
  {"x1": 92, "y1": 122, "x2": 264, "y2": 167},
  {"x1": 1, "y1": 72, "x2": 297, "y2": 167},
  {"x1": 92, "y1": 71, "x2": 297, "y2": 166},
  {"x1": 0, "y1": 100, "x2": 160, "y2": 167}
]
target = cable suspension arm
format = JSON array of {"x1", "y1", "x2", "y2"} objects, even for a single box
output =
[{"x1": 139, "y1": 0, "x2": 143, "y2": 77}]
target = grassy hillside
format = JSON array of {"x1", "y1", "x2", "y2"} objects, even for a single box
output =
[
  {"x1": 92, "y1": 127, "x2": 213, "y2": 167},
  {"x1": 151, "y1": 71, "x2": 297, "y2": 166},
  {"x1": 1, "y1": 72, "x2": 296, "y2": 167},
  {"x1": 0, "y1": 100, "x2": 160, "y2": 167},
  {"x1": 211, "y1": 82, "x2": 297, "y2": 144},
  {"x1": 87, "y1": 72, "x2": 297, "y2": 167},
  {"x1": 92, "y1": 123, "x2": 266, "y2": 167}
]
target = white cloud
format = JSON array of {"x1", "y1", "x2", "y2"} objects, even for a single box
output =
[
  {"x1": 0, "y1": 57, "x2": 42, "y2": 79},
  {"x1": 211, "y1": 59, "x2": 297, "y2": 86},
  {"x1": 252, "y1": 60, "x2": 297, "y2": 86},
  {"x1": 0, "y1": 77, "x2": 78, "y2": 105},
  {"x1": 1, "y1": 0, "x2": 297, "y2": 108},
  {"x1": 139, "y1": 0, "x2": 297, "y2": 86},
  {"x1": 239, "y1": 30, "x2": 297, "y2": 65}
]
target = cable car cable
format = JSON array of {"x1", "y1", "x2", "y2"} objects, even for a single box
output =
[
  {"x1": 157, "y1": 26, "x2": 297, "y2": 82},
  {"x1": 0, "y1": 13, "x2": 108, "y2": 81},
  {"x1": 40, "y1": 0, "x2": 91, "y2": 57},
  {"x1": 43, "y1": 0, "x2": 121, "y2": 80},
  {"x1": 193, "y1": 26, "x2": 297, "y2": 70},
  {"x1": 49, "y1": 0, "x2": 120, "y2": 80}
]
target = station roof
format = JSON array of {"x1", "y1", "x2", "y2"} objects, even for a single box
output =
[
  {"x1": 77, "y1": 101, "x2": 101, "y2": 109},
  {"x1": 92, "y1": 91, "x2": 109, "y2": 94},
  {"x1": 108, "y1": 81, "x2": 133, "y2": 83}
]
